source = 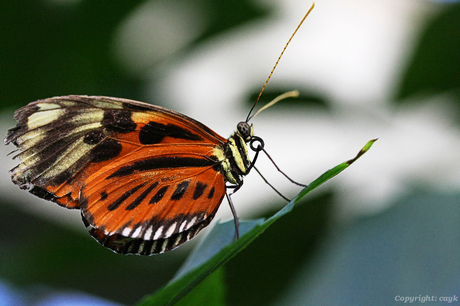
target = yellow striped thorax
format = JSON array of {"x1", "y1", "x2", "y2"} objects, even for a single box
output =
[{"x1": 213, "y1": 122, "x2": 254, "y2": 185}]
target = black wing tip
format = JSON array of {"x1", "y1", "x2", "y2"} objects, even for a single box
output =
[
  {"x1": 28, "y1": 186, "x2": 59, "y2": 202},
  {"x1": 4, "y1": 129, "x2": 17, "y2": 145}
]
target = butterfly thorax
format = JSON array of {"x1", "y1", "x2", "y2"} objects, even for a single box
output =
[{"x1": 213, "y1": 122, "x2": 253, "y2": 185}]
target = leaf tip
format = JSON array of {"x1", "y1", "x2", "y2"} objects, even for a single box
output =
[{"x1": 346, "y1": 138, "x2": 378, "y2": 165}]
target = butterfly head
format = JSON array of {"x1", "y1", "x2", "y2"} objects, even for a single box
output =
[{"x1": 237, "y1": 121, "x2": 253, "y2": 142}]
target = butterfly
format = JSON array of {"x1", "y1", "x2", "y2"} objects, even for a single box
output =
[
  {"x1": 4, "y1": 4, "x2": 314, "y2": 256},
  {"x1": 5, "y1": 95, "x2": 263, "y2": 255}
]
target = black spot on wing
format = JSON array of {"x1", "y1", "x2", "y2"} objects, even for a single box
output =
[
  {"x1": 107, "y1": 182, "x2": 146, "y2": 211},
  {"x1": 103, "y1": 110, "x2": 137, "y2": 134},
  {"x1": 212, "y1": 163, "x2": 222, "y2": 173},
  {"x1": 208, "y1": 187, "x2": 215, "y2": 199},
  {"x1": 90, "y1": 138, "x2": 122, "y2": 163},
  {"x1": 171, "y1": 181, "x2": 190, "y2": 201},
  {"x1": 100, "y1": 191, "x2": 108, "y2": 201},
  {"x1": 107, "y1": 157, "x2": 215, "y2": 178},
  {"x1": 139, "y1": 121, "x2": 203, "y2": 145},
  {"x1": 193, "y1": 182, "x2": 207, "y2": 200},
  {"x1": 126, "y1": 182, "x2": 159, "y2": 210},
  {"x1": 83, "y1": 131, "x2": 105, "y2": 145},
  {"x1": 150, "y1": 186, "x2": 169, "y2": 204}
]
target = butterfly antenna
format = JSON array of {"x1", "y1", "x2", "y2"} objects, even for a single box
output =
[{"x1": 246, "y1": 2, "x2": 315, "y2": 122}]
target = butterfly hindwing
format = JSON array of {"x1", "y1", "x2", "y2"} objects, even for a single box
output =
[{"x1": 80, "y1": 145, "x2": 226, "y2": 254}]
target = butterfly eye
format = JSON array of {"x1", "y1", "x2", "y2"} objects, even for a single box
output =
[{"x1": 237, "y1": 122, "x2": 253, "y2": 142}]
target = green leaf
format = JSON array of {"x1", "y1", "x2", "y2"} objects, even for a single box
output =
[
  {"x1": 395, "y1": 3, "x2": 460, "y2": 101},
  {"x1": 174, "y1": 267, "x2": 227, "y2": 306},
  {"x1": 136, "y1": 139, "x2": 377, "y2": 306}
]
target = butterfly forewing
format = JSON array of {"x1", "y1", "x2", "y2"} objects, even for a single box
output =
[{"x1": 5, "y1": 95, "x2": 231, "y2": 255}]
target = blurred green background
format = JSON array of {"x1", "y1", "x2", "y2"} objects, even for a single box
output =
[{"x1": 1, "y1": 0, "x2": 460, "y2": 305}]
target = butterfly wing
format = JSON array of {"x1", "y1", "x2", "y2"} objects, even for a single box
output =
[
  {"x1": 5, "y1": 95, "x2": 229, "y2": 254},
  {"x1": 81, "y1": 145, "x2": 226, "y2": 254}
]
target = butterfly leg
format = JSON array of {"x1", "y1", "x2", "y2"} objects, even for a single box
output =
[
  {"x1": 260, "y1": 147, "x2": 308, "y2": 188},
  {"x1": 225, "y1": 182, "x2": 243, "y2": 241}
]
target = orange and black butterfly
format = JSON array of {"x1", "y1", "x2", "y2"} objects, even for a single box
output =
[
  {"x1": 5, "y1": 96, "x2": 260, "y2": 255},
  {"x1": 4, "y1": 5, "x2": 314, "y2": 256}
]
